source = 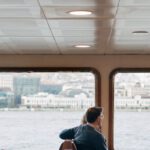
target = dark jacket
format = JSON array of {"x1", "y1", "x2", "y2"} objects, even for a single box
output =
[{"x1": 59, "y1": 124, "x2": 108, "y2": 150}]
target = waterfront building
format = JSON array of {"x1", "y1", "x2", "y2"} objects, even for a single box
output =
[
  {"x1": 13, "y1": 76, "x2": 40, "y2": 105},
  {"x1": 0, "y1": 91, "x2": 14, "y2": 108},
  {"x1": 131, "y1": 83, "x2": 150, "y2": 98},
  {"x1": 21, "y1": 92, "x2": 94, "y2": 109},
  {"x1": 40, "y1": 83, "x2": 63, "y2": 95},
  {"x1": 62, "y1": 80, "x2": 95, "y2": 98},
  {"x1": 0, "y1": 74, "x2": 13, "y2": 90},
  {"x1": 115, "y1": 97, "x2": 150, "y2": 110}
]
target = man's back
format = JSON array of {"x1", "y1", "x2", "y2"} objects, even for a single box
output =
[
  {"x1": 59, "y1": 124, "x2": 107, "y2": 150},
  {"x1": 59, "y1": 107, "x2": 108, "y2": 150}
]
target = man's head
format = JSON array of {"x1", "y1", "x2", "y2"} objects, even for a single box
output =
[{"x1": 85, "y1": 107, "x2": 103, "y2": 124}]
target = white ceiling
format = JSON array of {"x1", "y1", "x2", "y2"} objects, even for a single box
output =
[{"x1": 0, "y1": 0, "x2": 150, "y2": 54}]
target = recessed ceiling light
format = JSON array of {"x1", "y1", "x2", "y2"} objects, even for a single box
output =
[
  {"x1": 75, "y1": 45, "x2": 91, "y2": 48},
  {"x1": 69, "y1": 11, "x2": 92, "y2": 16},
  {"x1": 132, "y1": 31, "x2": 149, "y2": 34}
]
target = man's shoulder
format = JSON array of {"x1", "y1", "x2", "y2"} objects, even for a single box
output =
[
  {"x1": 96, "y1": 132, "x2": 106, "y2": 142},
  {"x1": 86, "y1": 126, "x2": 105, "y2": 139}
]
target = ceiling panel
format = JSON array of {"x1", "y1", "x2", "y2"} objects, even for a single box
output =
[
  {"x1": 107, "y1": 1, "x2": 150, "y2": 54},
  {"x1": 55, "y1": 36, "x2": 106, "y2": 54},
  {"x1": 39, "y1": 0, "x2": 119, "y2": 6},
  {"x1": 107, "y1": 18, "x2": 150, "y2": 54},
  {"x1": 0, "y1": 37, "x2": 59, "y2": 54},
  {"x1": 107, "y1": 38, "x2": 150, "y2": 54},
  {"x1": 0, "y1": 6, "x2": 44, "y2": 18},
  {"x1": 107, "y1": 27, "x2": 150, "y2": 54},
  {"x1": 51, "y1": 29, "x2": 111, "y2": 37},
  {"x1": 111, "y1": 28, "x2": 150, "y2": 37},
  {"x1": 43, "y1": 6, "x2": 117, "y2": 19},
  {"x1": 0, "y1": 0, "x2": 39, "y2": 6},
  {"x1": 0, "y1": 38, "x2": 17, "y2": 54},
  {"x1": 0, "y1": 0, "x2": 150, "y2": 54},
  {"x1": 114, "y1": 19, "x2": 150, "y2": 28},
  {"x1": 119, "y1": 0, "x2": 150, "y2": 6},
  {"x1": 117, "y1": 7, "x2": 150, "y2": 19},
  {"x1": 0, "y1": 19, "x2": 52, "y2": 36},
  {"x1": 48, "y1": 19, "x2": 114, "y2": 29},
  {"x1": 55, "y1": 36, "x2": 96, "y2": 43},
  {"x1": 48, "y1": 19, "x2": 112, "y2": 37},
  {"x1": 52, "y1": 30, "x2": 96, "y2": 37}
]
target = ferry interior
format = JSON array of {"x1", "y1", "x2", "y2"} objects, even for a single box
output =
[{"x1": 0, "y1": 0, "x2": 150, "y2": 150}]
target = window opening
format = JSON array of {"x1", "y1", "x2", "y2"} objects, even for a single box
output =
[
  {"x1": 114, "y1": 73, "x2": 150, "y2": 150},
  {"x1": 0, "y1": 71, "x2": 96, "y2": 150}
]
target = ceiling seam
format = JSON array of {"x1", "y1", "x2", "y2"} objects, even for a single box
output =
[
  {"x1": 105, "y1": 0, "x2": 121, "y2": 55},
  {"x1": 36, "y1": 0, "x2": 62, "y2": 55}
]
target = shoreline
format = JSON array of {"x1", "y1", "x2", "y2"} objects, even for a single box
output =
[{"x1": 0, "y1": 108, "x2": 150, "y2": 112}]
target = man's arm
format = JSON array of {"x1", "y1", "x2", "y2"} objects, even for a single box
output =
[{"x1": 59, "y1": 126, "x2": 79, "y2": 140}]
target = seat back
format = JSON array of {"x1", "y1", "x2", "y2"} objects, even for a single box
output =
[{"x1": 59, "y1": 140, "x2": 77, "y2": 150}]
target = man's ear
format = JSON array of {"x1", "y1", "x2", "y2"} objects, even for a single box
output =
[{"x1": 96, "y1": 117, "x2": 100, "y2": 123}]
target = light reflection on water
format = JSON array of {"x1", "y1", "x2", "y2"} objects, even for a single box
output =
[{"x1": 0, "y1": 111, "x2": 149, "y2": 150}]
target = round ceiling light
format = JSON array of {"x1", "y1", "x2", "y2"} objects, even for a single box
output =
[
  {"x1": 75, "y1": 45, "x2": 91, "y2": 48},
  {"x1": 132, "y1": 31, "x2": 149, "y2": 34},
  {"x1": 69, "y1": 11, "x2": 92, "y2": 16}
]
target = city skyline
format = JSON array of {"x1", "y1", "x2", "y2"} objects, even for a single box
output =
[{"x1": 0, "y1": 72, "x2": 150, "y2": 110}]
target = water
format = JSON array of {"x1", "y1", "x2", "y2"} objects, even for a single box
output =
[
  {"x1": 0, "y1": 111, "x2": 84, "y2": 150},
  {"x1": 114, "y1": 111, "x2": 150, "y2": 150},
  {"x1": 0, "y1": 111, "x2": 149, "y2": 150}
]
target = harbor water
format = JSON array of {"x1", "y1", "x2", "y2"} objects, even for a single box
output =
[{"x1": 0, "y1": 111, "x2": 149, "y2": 150}]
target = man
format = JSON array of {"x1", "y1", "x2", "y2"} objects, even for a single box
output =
[{"x1": 59, "y1": 107, "x2": 108, "y2": 150}]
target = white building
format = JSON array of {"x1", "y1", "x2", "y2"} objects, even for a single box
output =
[
  {"x1": 0, "y1": 74, "x2": 13, "y2": 90},
  {"x1": 115, "y1": 97, "x2": 150, "y2": 109},
  {"x1": 21, "y1": 92, "x2": 94, "y2": 109}
]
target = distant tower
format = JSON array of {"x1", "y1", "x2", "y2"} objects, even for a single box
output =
[{"x1": 13, "y1": 76, "x2": 40, "y2": 106}]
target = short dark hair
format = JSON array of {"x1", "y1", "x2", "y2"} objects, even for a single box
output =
[{"x1": 85, "y1": 107, "x2": 103, "y2": 123}]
